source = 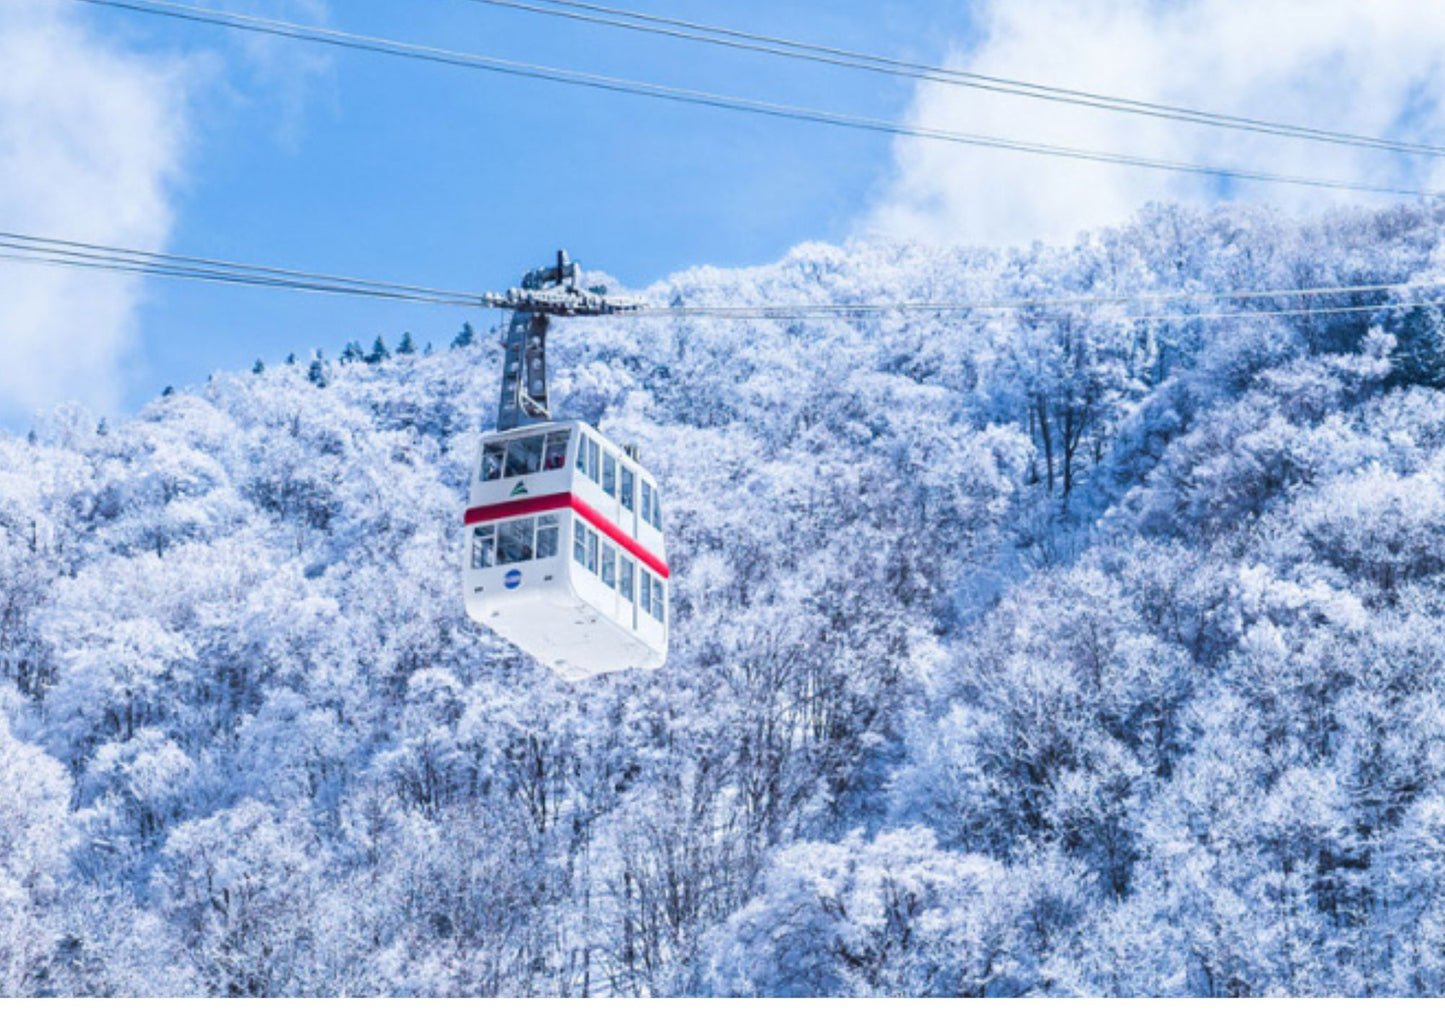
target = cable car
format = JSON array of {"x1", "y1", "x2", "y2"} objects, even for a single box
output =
[
  {"x1": 463, "y1": 421, "x2": 667, "y2": 679},
  {"x1": 461, "y1": 252, "x2": 668, "y2": 680}
]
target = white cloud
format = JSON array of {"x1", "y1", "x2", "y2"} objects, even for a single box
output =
[
  {"x1": 0, "y1": 1, "x2": 189, "y2": 425},
  {"x1": 213, "y1": 0, "x2": 336, "y2": 149},
  {"x1": 866, "y1": 0, "x2": 1445, "y2": 247}
]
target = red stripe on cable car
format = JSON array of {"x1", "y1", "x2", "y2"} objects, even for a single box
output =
[
  {"x1": 464, "y1": 492, "x2": 571, "y2": 524},
  {"x1": 464, "y1": 493, "x2": 671, "y2": 579}
]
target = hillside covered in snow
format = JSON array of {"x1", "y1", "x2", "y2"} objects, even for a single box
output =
[{"x1": 4, "y1": 202, "x2": 1445, "y2": 995}]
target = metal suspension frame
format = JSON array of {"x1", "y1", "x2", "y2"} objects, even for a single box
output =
[{"x1": 486, "y1": 250, "x2": 639, "y2": 431}]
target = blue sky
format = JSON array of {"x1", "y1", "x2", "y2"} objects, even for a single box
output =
[
  {"x1": 45, "y1": 0, "x2": 976, "y2": 423},
  {"x1": 5, "y1": 0, "x2": 1445, "y2": 431}
]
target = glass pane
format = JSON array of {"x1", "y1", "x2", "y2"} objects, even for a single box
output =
[
  {"x1": 619, "y1": 557, "x2": 635, "y2": 601},
  {"x1": 577, "y1": 435, "x2": 589, "y2": 477},
  {"x1": 587, "y1": 439, "x2": 600, "y2": 483},
  {"x1": 639, "y1": 569, "x2": 652, "y2": 614},
  {"x1": 602, "y1": 546, "x2": 616, "y2": 588},
  {"x1": 536, "y1": 515, "x2": 559, "y2": 559},
  {"x1": 651, "y1": 489, "x2": 663, "y2": 530},
  {"x1": 641, "y1": 482, "x2": 653, "y2": 525},
  {"x1": 471, "y1": 526, "x2": 495, "y2": 569},
  {"x1": 603, "y1": 453, "x2": 617, "y2": 497},
  {"x1": 586, "y1": 531, "x2": 598, "y2": 574},
  {"x1": 497, "y1": 517, "x2": 534, "y2": 565},
  {"x1": 652, "y1": 578, "x2": 666, "y2": 621},
  {"x1": 504, "y1": 435, "x2": 544, "y2": 477},
  {"x1": 573, "y1": 522, "x2": 587, "y2": 565},
  {"x1": 481, "y1": 443, "x2": 505, "y2": 482},
  {"x1": 543, "y1": 430, "x2": 570, "y2": 471},
  {"x1": 620, "y1": 466, "x2": 635, "y2": 511}
]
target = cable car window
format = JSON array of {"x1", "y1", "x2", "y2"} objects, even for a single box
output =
[
  {"x1": 577, "y1": 435, "x2": 590, "y2": 478},
  {"x1": 504, "y1": 435, "x2": 544, "y2": 477},
  {"x1": 586, "y1": 530, "x2": 599, "y2": 574},
  {"x1": 620, "y1": 466, "x2": 635, "y2": 511},
  {"x1": 650, "y1": 490, "x2": 663, "y2": 531},
  {"x1": 650, "y1": 577, "x2": 666, "y2": 621},
  {"x1": 573, "y1": 522, "x2": 588, "y2": 566},
  {"x1": 497, "y1": 517, "x2": 534, "y2": 565},
  {"x1": 639, "y1": 569, "x2": 652, "y2": 615},
  {"x1": 470, "y1": 525, "x2": 496, "y2": 569},
  {"x1": 586, "y1": 439, "x2": 601, "y2": 483},
  {"x1": 536, "y1": 513, "x2": 559, "y2": 559},
  {"x1": 543, "y1": 430, "x2": 570, "y2": 471},
  {"x1": 601, "y1": 545, "x2": 617, "y2": 588},
  {"x1": 481, "y1": 443, "x2": 506, "y2": 482},
  {"x1": 603, "y1": 453, "x2": 617, "y2": 497},
  {"x1": 641, "y1": 482, "x2": 653, "y2": 526},
  {"x1": 619, "y1": 556, "x2": 635, "y2": 602}
]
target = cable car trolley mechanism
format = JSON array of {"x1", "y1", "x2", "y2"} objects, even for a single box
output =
[{"x1": 464, "y1": 252, "x2": 668, "y2": 680}]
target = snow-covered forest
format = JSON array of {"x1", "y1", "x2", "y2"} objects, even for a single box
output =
[{"x1": 5, "y1": 202, "x2": 1445, "y2": 995}]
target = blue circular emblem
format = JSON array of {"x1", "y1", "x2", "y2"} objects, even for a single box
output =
[{"x1": 504, "y1": 569, "x2": 522, "y2": 590}]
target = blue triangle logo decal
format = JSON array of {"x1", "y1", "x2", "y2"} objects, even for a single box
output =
[{"x1": 510, "y1": 481, "x2": 528, "y2": 497}]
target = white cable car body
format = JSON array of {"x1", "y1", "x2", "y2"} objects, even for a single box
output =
[
  {"x1": 463, "y1": 421, "x2": 669, "y2": 679},
  {"x1": 460, "y1": 253, "x2": 669, "y2": 680}
]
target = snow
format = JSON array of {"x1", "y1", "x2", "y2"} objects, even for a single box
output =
[{"x1": 3, "y1": 201, "x2": 1445, "y2": 993}]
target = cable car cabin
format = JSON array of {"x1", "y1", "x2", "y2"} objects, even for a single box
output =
[{"x1": 462, "y1": 421, "x2": 669, "y2": 681}]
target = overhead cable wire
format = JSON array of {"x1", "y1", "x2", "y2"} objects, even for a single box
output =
[
  {"x1": 4, "y1": 229, "x2": 1443, "y2": 324},
  {"x1": 68, "y1": 0, "x2": 1445, "y2": 200},
  {"x1": 7, "y1": 243, "x2": 1432, "y2": 322},
  {"x1": 2, "y1": 229, "x2": 1440, "y2": 312},
  {"x1": 464, "y1": 0, "x2": 1445, "y2": 160},
  {"x1": 1127, "y1": 299, "x2": 1441, "y2": 324},
  {"x1": 628, "y1": 280, "x2": 1445, "y2": 318},
  {"x1": 0, "y1": 251, "x2": 481, "y2": 306},
  {"x1": 653, "y1": 299, "x2": 1443, "y2": 323},
  {"x1": 0, "y1": 230, "x2": 485, "y2": 304},
  {"x1": 0, "y1": 238, "x2": 488, "y2": 307}
]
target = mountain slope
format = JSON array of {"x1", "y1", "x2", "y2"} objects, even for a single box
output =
[{"x1": 3, "y1": 202, "x2": 1445, "y2": 994}]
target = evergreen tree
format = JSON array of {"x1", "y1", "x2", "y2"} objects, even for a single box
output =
[
  {"x1": 1390, "y1": 306, "x2": 1445, "y2": 389},
  {"x1": 364, "y1": 336, "x2": 390, "y2": 365},
  {"x1": 397, "y1": 332, "x2": 416, "y2": 356},
  {"x1": 252, "y1": 359, "x2": 265, "y2": 375},
  {"x1": 451, "y1": 322, "x2": 476, "y2": 349},
  {"x1": 340, "y1": 341, "x2": 365, "y2": 364}
]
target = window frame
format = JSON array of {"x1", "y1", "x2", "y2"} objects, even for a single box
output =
[
  {"x1": 503, "y1": 435, "x2": 544, "y2": 478},
  {"x1": 601, "y1": 544, "x2": 617, "y2": 589},
  {"x1": 619, "y1": 555, "x2": 635, "y2": 602},
  {"x1": 620, "y1": 465, "x2": 636, "y2": 512},
  {"x1": 481, "y1": 442, "x2": 506, "y2": 482},
  {"x1": 542, "y1": 430, "x2": 570, "y2": 472},
  {"x1": 471, "y1": 524, "x2": 497, "y2": 569},
  {"x1": 496, "y1": 516, "x2": 536, "y2": 565},
  {"x1": 602, "y1": 452, "x2": 617, "y2": 498},
  {"x1": 586, "y1": 438, "x2": 601, "y2": 484},
  {"x1": 535, "y1": 513, "x2": 560, "y2": 560}
]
